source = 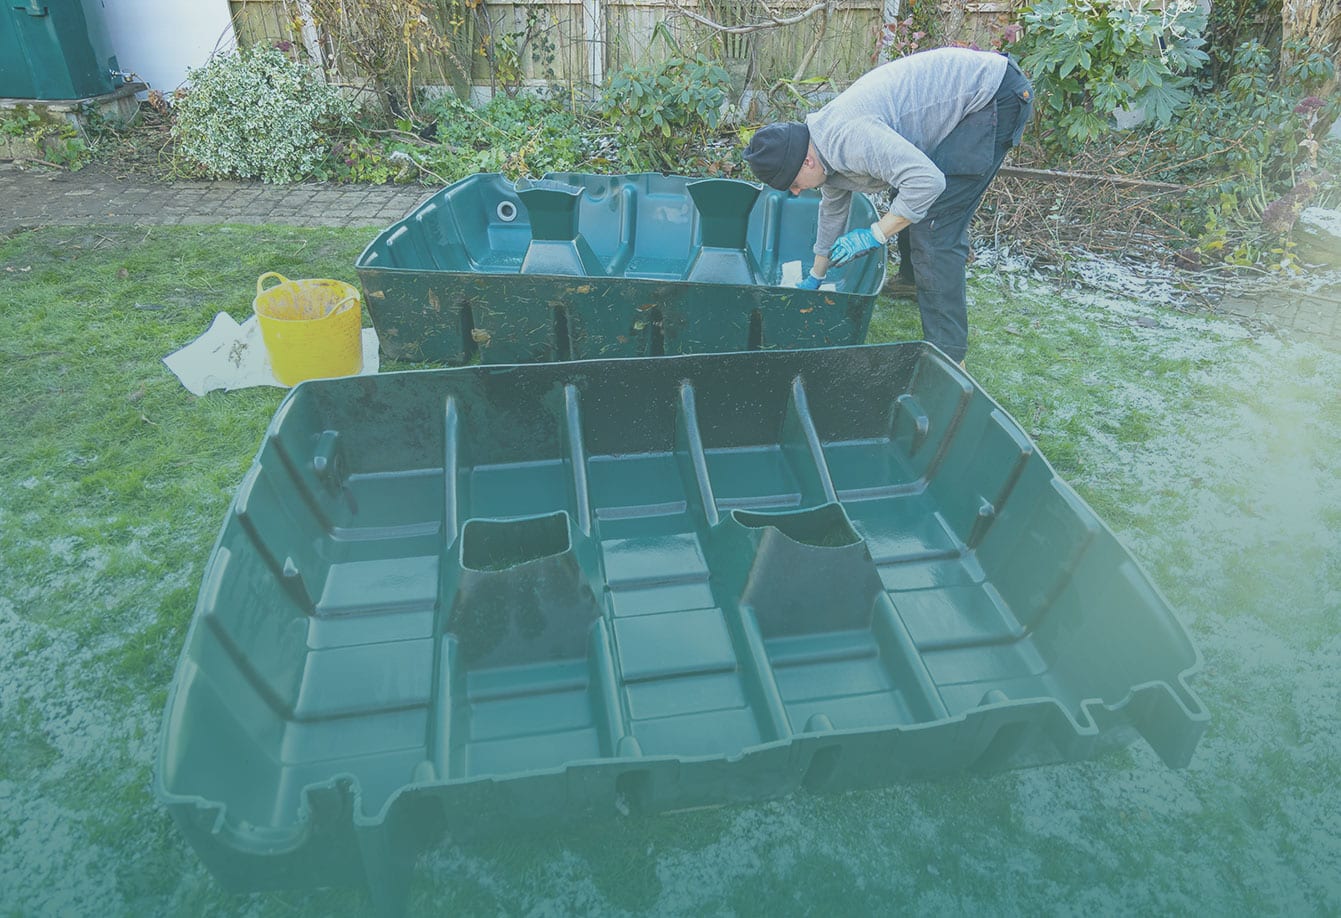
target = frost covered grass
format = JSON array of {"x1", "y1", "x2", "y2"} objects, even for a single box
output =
[
  {"x1": 0, "y1": 226, "x2": 367, "y2": 913},
  {"x1": 2, "y1": 225, "x2": 1338, "y2": 916}
]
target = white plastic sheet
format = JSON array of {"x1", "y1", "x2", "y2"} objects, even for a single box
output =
[{"x1": 163, "y1": 311, "x2": 380, "y2": 396}]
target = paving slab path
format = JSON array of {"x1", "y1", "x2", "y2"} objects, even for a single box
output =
[
  {"x1": 3, "y1": 161, "x2": 1338, "y2": 345},
  {"x1": 1215, "y1": 281, "x2": 1341, "y2": 342}
]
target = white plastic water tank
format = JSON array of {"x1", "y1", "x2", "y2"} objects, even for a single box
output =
[{"x1": 97, "y1": 0, "x2": 236, "y2": 94}]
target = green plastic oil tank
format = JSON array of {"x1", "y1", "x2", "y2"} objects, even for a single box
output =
[
  {"x1": 356, "y1": 172, "x2": 887, "y2": 365},
  {"x1": 0, "y1": 0, "x2": 121, "y2": 100},
  {"x1": 155, "y1": 342, "x2": 1207, "y2": 914}
]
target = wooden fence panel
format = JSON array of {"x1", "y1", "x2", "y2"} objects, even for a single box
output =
[
  {"x1": 951, "y1": 1, "x2": 1017, "y2": 51},
  {"x1": 229, "y1": 0, "x2": 300, "y2": 51},
  {"x1": 227, "y1": 0, "x2": 1012, "y2": 93},
  {"x1": 603, "y1": 0, "x2": 882, "y2": 85},
  {"x1": 468, "y1": 0, "x2": 590, "y2": 88}
]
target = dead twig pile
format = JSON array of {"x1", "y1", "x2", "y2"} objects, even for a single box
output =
[
  {"x1": 969, "y1": 139, "x2": 1341, "y2": 311},
  {"x1": 980, "y1": 170, "x2": 1187, "y2": 265}
]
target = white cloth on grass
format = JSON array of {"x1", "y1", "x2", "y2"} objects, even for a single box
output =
[{"x1": 163, "y1": 311, "x2": 379, "y2": 396}]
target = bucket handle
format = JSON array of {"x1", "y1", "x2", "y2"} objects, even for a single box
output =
[
  {"x1": 256, "y1": 272, "x2": 291, "y2": 297},
  {"x1": 327, "y1": 294, "x2": 359, "y2": 317}
]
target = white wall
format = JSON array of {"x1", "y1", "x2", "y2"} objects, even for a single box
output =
[{"x1": 98, "y1": 0, "x2": 236, "y2": 94}]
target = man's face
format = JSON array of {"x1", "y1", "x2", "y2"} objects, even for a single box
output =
[{"x1": 788, "y1": 154, "x2": 825, "y2": 196}]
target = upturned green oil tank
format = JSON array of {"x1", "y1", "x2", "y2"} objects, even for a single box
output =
[
  {"x1": 356, "y1": 173, "x2": 888, "y2": 365},
  {"x1": 155, "y1": 343, "x2": 1207, "y2": 915}
]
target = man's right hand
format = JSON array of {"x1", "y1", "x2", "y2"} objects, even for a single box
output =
[{"x1": 796, "y1": 271, "x2": 824, "y2": 290}]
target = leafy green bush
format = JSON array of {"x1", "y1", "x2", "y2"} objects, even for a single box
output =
[
  {"x1": 171, "y1": 48, "x2": 353, "y2": 183},
  {"x1": 317, "y1": 94, "x2": 592, "y2": 185},
  {"x1": 1154, "y1": 39, "x2": 1340, "y2": 263},
  {"x1": 1166, "y1": 40, "x2": 1335, "y2": 189},
  {"x1": 424, "y1": 94, "x2": 588, "y2": 179},
  {"x1": 1011, "y1": 0, "x2": 1209, "y2": 151},
  {"x1": 325, "y1": 135, "x2": 407, "y2": 184},
  {"x1": 598, "y1": 53, "x2": 731, "y2": 172}
]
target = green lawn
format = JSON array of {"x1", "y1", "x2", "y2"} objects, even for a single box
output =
[{"x1": 1, "y1": 225, "x2": 1337, "y2": 916}]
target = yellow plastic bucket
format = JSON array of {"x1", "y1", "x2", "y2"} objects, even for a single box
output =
[{"x1": 253, "y1": 272, "x2": 363, "y2": 386}]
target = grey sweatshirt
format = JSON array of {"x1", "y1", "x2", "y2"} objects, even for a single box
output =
[{"x1": 805, "y1": 47, "x2": 1008, "y2": 257}]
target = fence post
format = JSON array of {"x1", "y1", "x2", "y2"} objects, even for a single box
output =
[
  {"x1": 583, "y1": 0, "x2": 604, "y2": 87},
  {"x1": 294, "y1": 0, "x2": 325, "y2": 75}
]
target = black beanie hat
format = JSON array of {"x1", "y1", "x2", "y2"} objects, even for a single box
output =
[{"x1": 743, "y1": 122, "x2": 810, "y2": 191}]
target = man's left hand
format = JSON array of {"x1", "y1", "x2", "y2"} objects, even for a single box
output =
[{"x1": 829, "y1": 227, "x2": 884, "y2": 267}]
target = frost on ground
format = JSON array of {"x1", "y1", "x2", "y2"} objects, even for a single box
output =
[
  {"x1": 2, "y1": 255, "x2": 1338, "y2": 915},
  {"x1": 1300, "y1": 206, "x2": 1341, "y2": 239},
  {"x1": 0, "y1": 502, "x2": 218, "y2": 915},
  {"x1": 0, "y1": 596, "x2": 145, "y2": 914}
]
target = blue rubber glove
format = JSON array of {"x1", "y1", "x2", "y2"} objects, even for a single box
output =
[
  {"x1": 829, "y1": 226, "x2": 884, "y2": 267},
  {"x1": 796, "y1": 271, "x2": 824, "y2": 290}
]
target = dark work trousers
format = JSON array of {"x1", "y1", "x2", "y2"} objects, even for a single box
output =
[{"x1": 904, "y1": 60, "x2": 1032, "y2": 363}]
